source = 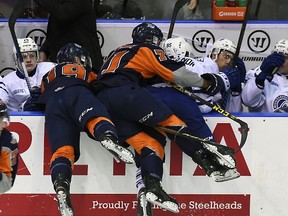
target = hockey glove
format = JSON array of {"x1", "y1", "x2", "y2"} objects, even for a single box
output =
[
  {"x1": 256, "y1": 53, "x2": 285, "y2": 88},
  {"x1": 23, "y1": 86, "x2": 43, "y2": 111},
  {"x1": 201, "y1": 73, "x2": 225, "y2": 96},
  {"x1": 222, "y1": 57, "x2": 246, "y2": 96}
]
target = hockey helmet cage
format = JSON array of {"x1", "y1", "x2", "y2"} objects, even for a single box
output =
[
  {"x1": 132, "y1": 22, "x2": 163, "y2": 46},
  {"x1": 208, "y1": 38, "x2": 236, "y2": 58},
  {"x1": 272, "y1": 39, "x2": 288, "y2": 56},
  {"x1": 57, "y1": 43, "x2": 92, "y2": 71},
  {"x1": 163, "y1": 37, "x2": 194, "y2": 61}
]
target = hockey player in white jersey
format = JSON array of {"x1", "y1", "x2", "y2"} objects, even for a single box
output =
[
  {"x1": 241, "y1": 39, "x2": 287, "y2": 112},
  {"x1": 0, "y1": 37, "x2": 55, "y2": 112},
  {"x1": 165, "y1": 38, "x2": 245, "y2": 113}
]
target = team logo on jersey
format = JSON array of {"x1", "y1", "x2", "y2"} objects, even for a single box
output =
[
  {"x1": 273, "y1": 95, "x2": 288, "y2": 112},
  {"x1": 26, "y1": 29, "x2": 47, "y2": 48},
  {"x1": 191, "y1": 30, "x2": 215, "y2": 53},
  {"x1": 247, "y1": 30, "x2": 270, "y2": 53}
]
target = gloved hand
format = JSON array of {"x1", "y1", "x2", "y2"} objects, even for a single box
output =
[
  {"x1": 23, "y1": 86, "x2": 43, "y2": 111},
  {"x1": 201, "y1": 73, "x2": 225, "y2": 96},
  {"x1": 256, "y1": 53, "x2": 285, "y2": 88},
  {"x1": 222, "y1": 57, "x2": 247, "y2": 95}
]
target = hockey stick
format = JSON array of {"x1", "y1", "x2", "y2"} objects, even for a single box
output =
[
  {"x1": 167, "y1": 0, "x2": 189, "y2": 39},
  {"x1": 170, "y1": 83, "x2": 248, "y2": 153},
  {"x1": 157, "y1": 125, "x2": 235, "y2": 155},
  {"x1": 8, "y1": 0, "x2": 32, "y2": 92},
  {"x1": 233, "y1": 0, "x2": 252, "y2": 61}
]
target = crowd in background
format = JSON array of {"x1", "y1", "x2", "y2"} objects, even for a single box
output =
[{"x1": 0, "y1": 0, "x2": 287, "y2": 20}]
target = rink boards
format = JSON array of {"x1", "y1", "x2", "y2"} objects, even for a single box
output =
[{"x1": 0, "y1": 113, "x2": 287, "y2": 216}]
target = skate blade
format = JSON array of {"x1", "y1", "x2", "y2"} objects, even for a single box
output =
[
  {"x1": 101, "y1": 140, "x2": 135, "y2": 164},
  {"x1": 145, "y1": 192, "x2": 179, "y2": 214},
  {"x1": 211, "y1": 169, "x2": 240, "y2": 182},
  {"x1": 57, "y1": 191, "x2": 74, "y2": 216},
  {"x1": 137, "y1": 193, "x2": 151, "y2": 216}
]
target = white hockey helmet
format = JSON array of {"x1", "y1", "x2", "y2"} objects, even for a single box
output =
[
  {"x1": 208, "y1": 38, "x2": 236, "y2": 58},
  {"x1": 13, "y1": 37, "x2": 39, "y2": 61},
  {"x1": 162, "y1": 36, "x2": 194, "y2": 62},
  {"x1": 272, "y1": 39, "x2": 288, "y2": 56}
]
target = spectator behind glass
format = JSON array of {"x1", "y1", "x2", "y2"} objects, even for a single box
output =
[
  {"x1": 183, "y1": 0, "x2": 204, "y2": 20},
  {"x1": 35, "y1": 0, "x2": 103, "y2": 72},
  {"x1": 103, "y1": 0, "x2": 144, "y2": 19}
]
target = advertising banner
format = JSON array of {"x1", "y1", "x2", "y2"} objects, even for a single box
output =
[{"x1": 1, "y1": 114, "x2": 287, "y2": 215}]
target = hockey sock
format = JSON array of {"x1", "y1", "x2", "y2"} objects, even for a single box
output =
[
  {"x1": 93, "y1": 120, "x2": 118, "y2": 140},
  {"x1": 140, "y1": 147, "x2": 163, "y2": 181},
  {"x1": 50, "y1": 157, "x2": 72, "y2": 184},
  {"x1": 136, "y1": 167, "x2": 145, "y2": 196}
]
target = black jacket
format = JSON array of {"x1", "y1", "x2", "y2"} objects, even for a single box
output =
[{"x1": 37, "y1": 0, "x2": 103, "y2": 72}]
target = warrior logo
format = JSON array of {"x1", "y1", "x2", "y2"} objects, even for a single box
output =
[
  {"x1": 97, "y1": 30, "x2": 104, "y2": 48},
  {"x1": 192, "y1": 30, "x2": 215, "y2": 53},
  {"x1": 247, "y1": 30, "x2": 270, "y2": 53},
  {"x1": 26, "y1": 29, "x2": 47, "y2": 48},
  {"x1": 273, "y1": 95, "x2": 288, "y2": 112}
]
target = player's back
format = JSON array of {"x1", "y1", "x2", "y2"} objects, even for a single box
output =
[
  {"x1": 39, "y1": 63, "x2": 96, "y2": 103},
  {"x1": 97, "y1": 43, "x2": 184, "y2": 87}
]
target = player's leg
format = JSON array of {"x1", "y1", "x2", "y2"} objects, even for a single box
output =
[
  {"x1": 147, "y1": 86, "x2": 237, "y2": 170},
  {"x1": 136, "y1": 166, "x2": 153, "y2": 216},
  {"x1": 126, "y1": 131, "x2": 179, "y2": 214},
  {"x1": 69, "y1": 86, "x2": 135, "y2": 164},
  {"x1": 158, "y1": 116, "x2": 238, "y2": 181},
  {"x1": 45, "y1": 114, "x2": 77, "y2": 216}
]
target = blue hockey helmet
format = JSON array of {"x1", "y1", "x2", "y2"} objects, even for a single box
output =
[
  {"x1": 56, "y1": 43, "x2": 92, "y2": 71},
  {"x1": 132, "y1": 22, "x2": 163, "y2": 46}
]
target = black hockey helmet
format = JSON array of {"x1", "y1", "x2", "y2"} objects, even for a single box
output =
[
  {"x1": 132, "y1": 22, "x2": 163, "y2": 46},
  {"x1": 56, "y1": 43, "x2": 92, "y2": 71}
]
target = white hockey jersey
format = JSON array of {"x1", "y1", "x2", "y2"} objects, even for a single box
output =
[
  {"x1": 242, "y1": 66, "x2": 288, "y2": 112},
  {"x1": 186, "y1": 57, "x2": 243, "y2": 113},
  {"x1": 0, "y1": 62, "x2": 56, "y2": 112}
]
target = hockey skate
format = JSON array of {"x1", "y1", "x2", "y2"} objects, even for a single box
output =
[
  {"x1": 144, "y1": 175, "x2": 179, "y2": 214},
  {"x1": 137, "y1": 188, "x2": 153, "y2": 216},
  {"x1": 203, "y1": 143, "x2": 236, "y2": 169},
  {"x1": 210, "y1": 167, "x2": 240, "y2": 182},
  {"x1": 99, "y1": 132, "x2": 135, "y2": 164},
  {"x1": 54, "y1": 174, "x2": 74, "y2": 216},
  {"x1": 192, "y1": 149, "x2": 239, "y2": 182}
]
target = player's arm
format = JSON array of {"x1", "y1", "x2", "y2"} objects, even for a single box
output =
[
  {"x1": 241, "y1": 67, "x2": 266, "y2": 108},
  {"x1": 138, "y1": 47, "x2": 224, "y2": 96},
  {"x1": 0, "y1": 79, "x2": 9, "y2": 104}
]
